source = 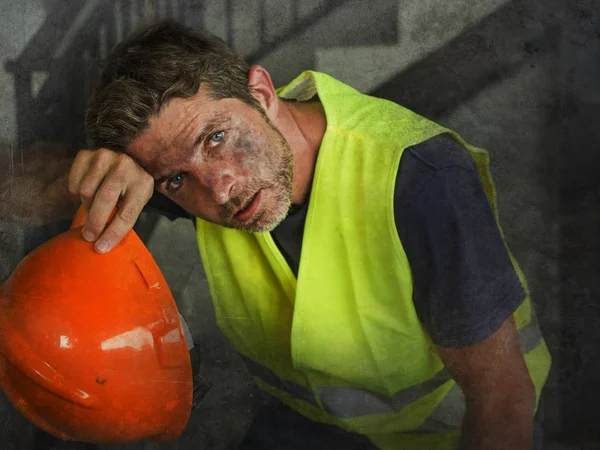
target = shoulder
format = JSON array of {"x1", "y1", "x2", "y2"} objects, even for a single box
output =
[
  {"x1": 395, "y1": 133, "x2": 477, "y2": 207},
  {"x1": 406, "y1": 133, "x2": 476, "y2": 170}
]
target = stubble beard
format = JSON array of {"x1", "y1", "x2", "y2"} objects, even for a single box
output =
[
  {"x1": 234, "y1": 146, "x2": 293, "y2": 234},
  {"x1": 220, "y1": 129, "x2": 294, "y2": 234}
]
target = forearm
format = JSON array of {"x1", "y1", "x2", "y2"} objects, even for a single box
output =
[
  {"x1": 0, "y1": 155, "x2": 80, "y2": 225},
  {"x1": 460, "y1": 397, "x2": 535, "y2": 450}
]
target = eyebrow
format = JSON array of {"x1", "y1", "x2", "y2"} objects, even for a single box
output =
[{"x1": 154, "y1": 113, "x2": 228, "y2": 187}]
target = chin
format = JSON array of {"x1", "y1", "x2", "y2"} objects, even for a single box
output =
[
  {"x1": 238, "y1": 196, "x2": 290, "y2": 233},
  {"x1": 239, "y1": 210, "x2": 286, "y2": 233}
]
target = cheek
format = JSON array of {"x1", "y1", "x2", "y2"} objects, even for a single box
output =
[
  {"x1": 228, "y1": 133, "x2": 266, "y2": 171},
  {"x1": 176, "y1": 181, "x2": 215, "y2": 218}
]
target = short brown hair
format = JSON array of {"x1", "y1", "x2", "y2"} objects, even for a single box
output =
[{"x1": 85, "y1": 20, "x2": 260, "y2": 152}]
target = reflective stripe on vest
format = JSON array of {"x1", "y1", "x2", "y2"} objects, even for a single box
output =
[
  {"x1": 318, "y1": 369, "x2": 452, "y2": 419},
  {"x1": 242, "y1": 313, "x2": 543, "y2": 421},
  {"x1": 240, "y1": 354, "x2": 319, "y2": 407},
  {"x1": 518, "y1": 311, "x2": 543, "y2": 355}
]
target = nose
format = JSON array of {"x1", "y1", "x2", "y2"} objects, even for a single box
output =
[{"x1": 205, "y1": 172, "x2": 236, "y2": 205}]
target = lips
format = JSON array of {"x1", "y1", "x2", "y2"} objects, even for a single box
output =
[{"x1": 234, "y1": 190, "x2": 262, "y2": 222}]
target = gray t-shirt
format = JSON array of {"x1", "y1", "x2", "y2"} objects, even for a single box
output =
[{"x1": 145, "y1": 134, "x2": 525, "y2": 348}]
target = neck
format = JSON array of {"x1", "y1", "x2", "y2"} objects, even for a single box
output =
[{"x1": 276, "y1": 99, "x2": 327, "y2": 206}]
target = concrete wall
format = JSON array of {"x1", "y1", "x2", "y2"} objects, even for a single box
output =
[
  {"x1": 0, "y1": 0, "x2": 45, "y2": 145},
  {"x1": 1, "y1": 0, "x2": 599, "y2": 448}
]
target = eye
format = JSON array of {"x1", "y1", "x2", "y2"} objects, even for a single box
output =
[
  {"x1": 166, "y1": 173, "x2": 185, "y2": 193},
  {"x1": 209, "y1": 130, "x2": 225, "y2": 145}
]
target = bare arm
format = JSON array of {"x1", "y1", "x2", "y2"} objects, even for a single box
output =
[
  {"x1": 437, "y1": 316, "x2": 537, "y2": 450},
  {"x1": 0, "y1": 143, "x2": 80, "y2": 225}
]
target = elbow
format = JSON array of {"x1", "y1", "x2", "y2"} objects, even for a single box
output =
[
  {"x1": 513, "y1": 377, "x2": 537, "y2": 420},
  {"x1": 494, "y1": 377, "x2": 537, "y2": 422},
  {"x1": 467, "y1": 375, "x2": 537, "y2": 421}
]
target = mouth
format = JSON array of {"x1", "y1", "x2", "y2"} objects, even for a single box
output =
[{"x1": 234, "y1": 190, "x2": 262, "y2": 223}]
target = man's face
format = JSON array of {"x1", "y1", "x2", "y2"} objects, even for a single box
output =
[{"x1": 127, "y1": 87, "x2": 293, "y2": 233}]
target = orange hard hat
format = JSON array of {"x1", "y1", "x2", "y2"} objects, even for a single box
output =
[{"x1": 0, "y1": 206, "x2": 192, "y2": 444}]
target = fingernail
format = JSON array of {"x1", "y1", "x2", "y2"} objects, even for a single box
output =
[
  {"x1": 83, "y1": 230, "x2": 95, "y2": 241},
  {"x1": 95, "y1": 241, "x2": 109, "y2": 253}
]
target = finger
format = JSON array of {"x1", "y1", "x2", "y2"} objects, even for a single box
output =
[
  {"x1": 82, "y1": 175, "x2": 125, "y2": 242},
  {"x1": 75, "y1": 150, "x2": 116, "y2": 214},
  {"x1": 93, "y1": 170, "x2": 154, "y2": 253},
  {"x1": 68, "y1": 150, "x2": 95, "y2": 209},
  {"x1": 94, "y1": 196, "x2": 147, "y2": 253}
]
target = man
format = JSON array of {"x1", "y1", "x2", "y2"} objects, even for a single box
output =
[{"x1": 68, "y1": 20, "x2": 551, "y2": 449}]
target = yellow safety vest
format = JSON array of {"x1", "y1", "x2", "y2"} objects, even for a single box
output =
[{"x1": 196, "y1": 71, "x2": 551, "y2": 449}]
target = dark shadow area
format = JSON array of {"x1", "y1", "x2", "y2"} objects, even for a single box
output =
[
  {"x1": 4, "y1": 0, "x2": 88, "y2": 149},
  {"x1": 370, "y1": 0, "x2": 560, "y2": 122},
  {"x1": 4, "y1": 0, "x2": 188, "y2": 150},
  {"x1": 245, "y1": 0, "x2": 355, "y2": 64},
  {"x1": 556, "y1": 0, "x2": 600, "y2": 444}
]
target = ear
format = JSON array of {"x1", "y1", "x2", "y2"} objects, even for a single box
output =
[{"x1": 248, "y1": 65, "x2": 279, "y2": 119}]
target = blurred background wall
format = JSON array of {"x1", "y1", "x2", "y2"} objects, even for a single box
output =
[{"x1": 0, "y1": 0, "x2": 598, "y2": 449}]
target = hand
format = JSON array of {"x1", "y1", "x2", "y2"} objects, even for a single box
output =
[{"x1": 68, "y1": 148, "x2": 154, "y2": 253}]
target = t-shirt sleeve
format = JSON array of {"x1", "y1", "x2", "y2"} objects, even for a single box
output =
[{"x1": 395, "y1": 135, "x2": 525, "y2": 348}]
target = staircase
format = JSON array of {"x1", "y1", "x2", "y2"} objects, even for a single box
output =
[
  {"x1": 5, "y1": 0, "x2": 400, "y2": 150},
  {"x1": 316, "y1": 0, "x2": 511, "y2": 93},
  {"x1": 315, "y1": 0, "x2": 560, "y2": 119}
]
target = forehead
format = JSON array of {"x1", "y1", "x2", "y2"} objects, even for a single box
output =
[
  {"x1": 141, "y1": 89, "x2": 222, "y2": 147},
  {"x1": 126, "y1": 88, "x2": 242, "y2": 170}
]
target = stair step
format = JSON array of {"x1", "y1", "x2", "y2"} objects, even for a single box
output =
[
  {"x1": 316, "y1": 0, "x2": 511, "y2": 93},
  {"x1": 252, "y1": 0, "x2": 398, "y2": 88}
]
